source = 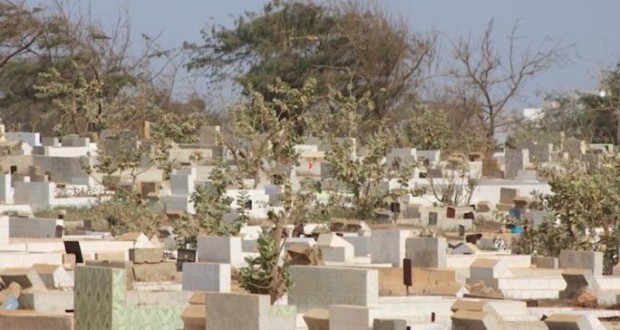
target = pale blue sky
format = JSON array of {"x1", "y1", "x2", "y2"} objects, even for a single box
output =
[{"x1": 29, "y1": 0, "x2": 620, "y2": 108}]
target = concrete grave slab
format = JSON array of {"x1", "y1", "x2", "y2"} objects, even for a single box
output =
[
  {"x1": 405, "y1": 237, "x2": 447, "y2": 268},
  {"x1": 197, "y1": 236, "x2": 243, "y2": 266},
  {"x1": 129, "y1": 247, "x2": 163, "y2": 264},
  {"x1": 544, "y1": 313, "x2": 603, "y2": 330},
  {"x1": 289, "y1": 266, "x2": 379, "y2": 311},
  {"x1": 317, "y1": 233, "x2": 354, "y2": 262},
  {"x1": 329, "y1": 304, "x2": 383, "y2": 330},
  {"x1": 182, "y1": 262, "x2": 231, "y2": 292},
  {"x1": 205, "y1": 293, "x2": 296, "y2": 330},
  {"x1": 370, "y1": 230, "x2": 413, "y2": 267},
  {"x1": 559, "y1": 250, "x2": 603, "y2": 276},
  {"x1": 303, "y1": 308, "x2": 329, "y2": 330}
]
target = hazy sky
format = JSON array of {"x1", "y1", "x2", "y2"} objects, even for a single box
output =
[{"x1": 29, "y1": 0, "x2": 620, "y2": 108}]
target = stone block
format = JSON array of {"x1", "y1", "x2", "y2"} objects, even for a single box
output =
[
  {"x1": 74, "y1": 266, "x2": 184, "y2": 329},
  {"x1": 131, "y1": 262, "x2": 179, "y2": 282},
  {"x1": 0, "y1": 310, "x2": 74, "y2": 330},
  {"x1": 18, "y1": 291, "x2": 73, "y2": 313},
  {"x1": 476, "y1": 201, "x2": 491, "y2": 213},
  {"x1": 411, "y1": 268, "x2": 464, "y2": 296},
  {"x1": 372, "y1": 318, "x2": 407, "y2": 330},
  {"x1": 84, "y1": 260, "x2": 134, "y2": 290},
  {"x1": 505, "y1": 149, "x2": 529, "y2": 179},
  {"x1": 197, "y1": 236, "x2": 243, "y2": 266},
  {"x1": 342, "y1": 236, "x2": 370, "y2": 257},
  {"x1": 205, "y1": 293, "x2": 296, "y2": 330},
  {"x1": 559, "y1": 250, "x2": 603, "y2": 276},
  {"x1": 451, "y1": 243, "x2": 481, "y2": 255},
  {"x1": 317, "y1": 233, "x2": 354, "y2": 262},
  {"x1": 499, "y1": 188, "x2": 517, "y2": 204},
  {"x1": 469, "y1": 259, "x2": 513, "y2": 279},
  {"x1": 329, "y1": 304, "x2": 382, "y2": 330},
  {"x1": 129, "y1": 247, "x2": 163, "y2": 264},
  {"x1": 181, "y1": 305, "x2": 205, "y2": 330},
  {"x1": 532, "y1": 256, "x2": 558, "y2": 269},
  {"x1": 289, "y1": 266, "x2": 378, "y2": 311},
  {"x1": 303, "y1": 309, "x2": 329, "y2": 330},
  {"x1": 182, "y1": 262, "x2": 231, "y2": 292},
  {"x1": 405, "y1": 237, "x2": 447, "y2": 268},
  {"x1": 544, "y1": 313, "x2": 603, "y2": 330},
  {"x1": 451, "y1": 310, "x2": 503, "y2": 330},
  {"x1": 370, "y1": 230, "x2": 411, "y2": 267},
  {"x1": 32, "y1": 264, "x2": 73, "y2": 289},
  {"x1": 0, "y1": 268, "x2": 47, "y2": 291},
  {"x1": 96, "y1": 252, "x2": 126, "y2": 262}
]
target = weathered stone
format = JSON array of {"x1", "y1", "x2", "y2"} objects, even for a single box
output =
[
  {"x1": 0, "y1": 310, "x2": 74, "y2": 330},
  {"x1": 559, "y1": 250, "x2": 603, "y2": 276},
  {"x1": 405, "y1": 237, "x2": 447, "y2": 268},
  {"x1": 372, "y1": 318, "x2": 407, "y2": 330},
  {"x1": 544, "y1": 313, "x2": 603, "y2": 330},
  {"x1": 532, "y1": 256, "x2": 558, "y2": 269},
  {"x1": 129, "y1": 247, "x2": 163, "y2": 264},
  {"x1": 303, "y1": 309, "x2": 329, "y2": 330}
]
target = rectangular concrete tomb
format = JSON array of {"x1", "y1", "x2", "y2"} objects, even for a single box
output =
[
  {"x1": 182, "y1": 262, "x2": 231, "y2": 292},
  {"x1": 288, "y1": 265, "x2": 379, "y2": 311}
]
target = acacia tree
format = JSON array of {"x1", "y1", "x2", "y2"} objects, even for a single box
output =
[{"x1": 448, "y1": 20, "x2": 566, "y2": 149}]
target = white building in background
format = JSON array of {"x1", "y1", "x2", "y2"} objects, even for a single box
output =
[{"x1": 522, "y1": 108, "x2": 543, "y2": 121}]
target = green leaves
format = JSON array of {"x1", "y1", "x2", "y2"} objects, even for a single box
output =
[{"x1": 514, "y1": 157, "x2": 620, "y2": 273}]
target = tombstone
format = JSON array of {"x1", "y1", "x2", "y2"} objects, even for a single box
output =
[
  {"x1": 373, "y1": 318, "x2": 407, "y2": 330},
  {"x1": 559, "y1": 250, "x2": 603, "y2": 276},
  {"x1": 532, "y1": 256, "x2": 559, "y2": 269},
  {"x1": 428, "y1": 212, "x2": 438, "y2": 226},
  {"x1": 482, "y1": 158, "x2": 501, "y2": 178},
  {"x1": 544, "y1": 313, "x2": 604, "y2": 330},
  {"x1": 182, "y1": 263, "x2": 231, "y2": 292},
  {"x1": 458, "y1": 225, "x2": 465, "y2": 237},
  {"x1": 303, "y1": 309, "x2": 329, "y2": 330},
  {"x1": 74, "y1": 266, "x2": 185, "y2": 329},
  {"x1": 0, "y1": 269, "x2": 47, "y2": 291},
  {"x1": 564, "y1": 138, "x2": 586, "y2": 160},
  {"x1": 463, "y1": 211, "x2": 475, "y2": 220},
  {"x1": 288, "y1": 266, "x2": 378, "y2": 310},
  {"x1": 316, "y1": 233, "x2": 354, "y2": 262},
  {"x1": 499, "y1": 188, "x2": 518, "y2": 205},
  {"x1": 33, "y1": 264, "x2": 74, "y2": 289},
  {"x1": 447, "y1": 207, "x2": 456, "y2": 219},
  {"x1": 329, "y1": 305, "x2": 382, "y2": 330},
  {"x1": 288, "y1": 244, "x2": 324, "y2": 266},
  {"x1": 405, "y1": 237, "x2": 447, "y2": 268},
  {"x1": 513, "y1": 196, "x2": 529, "y2": 209},
  {"x1": 129, "y1": 248, "x2": 163, "y2": 264},
  {"x1": 451, "y1": 242, "x2": 480, "y2": 255},
  {"x1": 505, "y1": 148, "x2": 530, "y2": 179},
  {"x1": 206, "y1": 293, "x2": 297, "y2": 330},
  {"x1": 476, "y1": 201, "x2": 491, "y2": 213},
  {"x1": 197, "y1": 236, "x2": 242, "y2": 266},
  {"x1": 63, "y1": 241, "x2": 83, "y2": 263},
  {"x1": 370, "y1": 230, "x2": 411, "y2": 267}
]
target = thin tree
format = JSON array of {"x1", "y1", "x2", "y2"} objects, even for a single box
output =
[{"x1": 448, "y1": 20, "x2": 567, "y2": 149}]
